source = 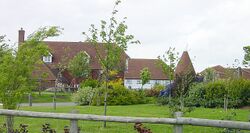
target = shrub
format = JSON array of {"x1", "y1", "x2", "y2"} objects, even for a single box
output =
[
  {"x1": 71, "y1": 86, "x2": 95, "y2": 105},
  {"x1": 91, "y1": 80, "x2": 147, "y2": 105},
  {"x1": 145, "y1": 84, "x2": 165, "y2": 97},
  {"x1": 204, "y1": 80, "x2": 226, "y2": 108},
  {"x1": 185, "y1": 79, "x2": 250, "y2": 108},
  {"x1": 227, "y1": 78, "x2": 250, "y2": 107},
  {"x1": 185, "y1": 83, "x2": 206, "y2": 107},
  {"x1": 80, "y1": 79, "x2": 98, "y2": 88}
]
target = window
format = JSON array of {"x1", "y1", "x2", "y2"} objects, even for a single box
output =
[
  {"x1": 137, "y1": 80, "x2": 141, "y2": 84},
  {"x1": 126, "y1": 80, "x2": 132, "y2": 84},
  {"x1": 43, "y1": 55, "x2": 52, "y2": 63},
  {"x1": 155, "y1": 80, "x2": 159, "y2": 85}
]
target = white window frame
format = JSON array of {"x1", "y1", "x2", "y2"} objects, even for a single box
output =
[{"x1": 43, "y1": 53, "x2": 52, "y2": 63}]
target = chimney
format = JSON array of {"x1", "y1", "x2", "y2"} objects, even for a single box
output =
[{"x1": 18, "y1": 28, "x2": 25, "y2": 45}]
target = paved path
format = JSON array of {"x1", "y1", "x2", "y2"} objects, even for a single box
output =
[{"x1": 18, "y1": 102, "x2": 77, "y2": 107}]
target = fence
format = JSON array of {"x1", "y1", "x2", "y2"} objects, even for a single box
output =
[{"x1": 0, "y1": 109, "x2": 249, "y2": 133}]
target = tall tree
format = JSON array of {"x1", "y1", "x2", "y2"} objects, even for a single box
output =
[
  {"x1": 83, "y1": 0, "x2": 139, "y2": 127},
  {"x1": 0, "y1": 27, "x2": 61, "y2": 132},
  {"x1": 140, "y1": 67, "x2": 151, "y2": 89}
]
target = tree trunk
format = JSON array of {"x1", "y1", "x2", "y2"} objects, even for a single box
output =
[
  {"x1": 6, "y1": 115, "x2": 14, "y2": 133},
  {"x1": 168, "y1": 79, "x2": 172, "y2": 104},
  {"x1": 103, "y1": 89, "x2": 108, "y2": 127},
  {"x1": 103, "y1": 71, "x2": 109, "y2": 128}
]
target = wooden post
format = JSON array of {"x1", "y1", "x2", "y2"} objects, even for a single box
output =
[
  {"x1": 70, "y1": 110, "x2": 79, "y2": 133},
  {"x1": 173, "y1": 112, "x2": 183, "y2": 133},
  {"x1": 28, "y1": 93, "x2": 32, "y2": 107}
]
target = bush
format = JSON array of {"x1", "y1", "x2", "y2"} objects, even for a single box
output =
[
  {"x1": 204, "y1": 81, "x2": 226, "y2": 108},
  {"x1": 71, "y1": 86, "x2": 95, "y2": 105},
  {"x1": 91, "y1": 80, "x2": 147, "y2": 105},
  {"x1": 185, "y1": 83, "x2": 206, "y2": 107},
  {"x1": 145, "y1": 84, "x2": 165, "y2": 97},
  {"x1": 80, "y1": 79, "x2": 98, "y2": 88},
  {"x1": 185, "y1": 79, "x2": 250, "y2": 108}
]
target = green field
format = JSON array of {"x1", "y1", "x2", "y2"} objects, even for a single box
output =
[
  {"x1": 0, "y1": 104, "x2": 249, "y2": 133},
  {"x1": 21, "y1": 92, "x2": 72, "y2": 103}
]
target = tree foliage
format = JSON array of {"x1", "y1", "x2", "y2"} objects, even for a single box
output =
[
  {"x1": 157, "y1": 47, "x2": 179, "y2": 82},
  {"x1": 68, "y1": 51, "x2": 90, "y2": 78},
  {"x1": 140, "y1": 67, "x2": 151, "y2": 88},
  {"x1": 0, "y1": 26, "x2": 61, "y2": 109},
  {"x1": 203, "y1": 68, "x2": 215, "y2": 82},
  {"x1": 83, "y1": 0, "x2": 139, "y2": 75},
  {"x1": 243, "y1": 46, "x2": 250, "y2": 65}
]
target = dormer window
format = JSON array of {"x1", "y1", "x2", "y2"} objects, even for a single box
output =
[{"x1": 43, "y1": 53, "x2": 52, "y2": 63}]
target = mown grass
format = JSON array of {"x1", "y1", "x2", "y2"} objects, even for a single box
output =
[
  {"x1": 0, "y1": 104, "x2": 249, "y2": 133},
  {"x1": 21, "y1": 92, "x2": 72, "y2": 103}
]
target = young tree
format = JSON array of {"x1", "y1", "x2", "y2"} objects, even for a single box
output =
[
  {"x1": 140, "y1": 67, "x2": 151, "y2": 89},
  {"x1": 157, "y1": 47, "x2": 179, "y2": 103},
  {"x1": 68, "y1": 51, "x2": 90, "y2": 80},
  {"x1": 52, "y1": 47, "x2": 70, "y2": 110},
  {"x1": 0, "y1": 27, "x2": 61, "y2": 132},
  {"x1": 169, "y1": 51, "x2": 195, "y2": 115},
  {"x1": 83, "y1": 0, "x2": 139, "y2": 127},
  {"x1": 158, "y1": 47, "x2": 179, "y2": 85},
  {"x1": 173, "y1": 72, "x2": 195, "y2": 112}
]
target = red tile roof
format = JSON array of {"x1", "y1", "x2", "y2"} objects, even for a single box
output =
[
  {"x1": 242, "y1": 68, "x2": 250, "y2": 80},
  {"x1": 44, "y1": 41, "x2": 129, "y2": 70},
  {"x1": 35, "y1": 41, "x2": 129, "y2": 83},
  {"x1": 124, "y1": 59, "x2": 169, "y2": 80},
  {"x1": 202, "y1": 65, "x2": 250, "y2": 80},
  {"x1": 175, "y1": 51, "x2": 195, "y2": 76},
  {"x1": 32, "y1": 63, "x2": 56, "y2": 81}
]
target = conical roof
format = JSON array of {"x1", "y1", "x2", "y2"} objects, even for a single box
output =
[{"x1": 175, "y1": 51, "x2": 195, "y2": 76}]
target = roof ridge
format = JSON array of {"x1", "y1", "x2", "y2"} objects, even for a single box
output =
[
  {"x1": 130, "y1": 58, "x2": 158, "y2": 60},
  {"x1": 44, "y1": 41, "x2": 91, "y2": 44}
]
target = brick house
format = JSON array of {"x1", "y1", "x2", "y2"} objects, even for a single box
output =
[
  {"x1": 18, "y1": 28, "x2": 173, "y2": 90},
  {"x1": 201, "y1": 65, "x2": 250, "y2": 81},
  {"x1": 18, "y1": 28, "x2": 129, "y2": 89}
]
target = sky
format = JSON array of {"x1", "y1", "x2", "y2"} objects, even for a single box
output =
[{"x1": 1, "y1": 0, "x2": 250, "y2": 72}]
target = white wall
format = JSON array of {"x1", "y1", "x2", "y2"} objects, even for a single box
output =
[{"x1": 124, "y1": 79, "x2": 170, "y2": 89}]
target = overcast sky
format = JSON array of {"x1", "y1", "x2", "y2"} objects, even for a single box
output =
[{"x1": 1, "y1": 0, "x2": 250, "y2": 72}]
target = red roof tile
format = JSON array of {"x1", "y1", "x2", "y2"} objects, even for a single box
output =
[
  {"x1": 32, "y1": 63, "x2": 56, "y2": 81},
  {"x1": 124, "y1": 59, "x2": 169, "y2": 80},
  {"x1": 175, "y1": 51, "x2": 195, "y2": 76}
]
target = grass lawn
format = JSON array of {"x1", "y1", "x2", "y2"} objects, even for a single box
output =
[
  {"x1": 0, "y1": 104, "x2": 249, "y2": 133},
  {"x1": 21, "y1": 92, "x2": 72, "y2": 103}
]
